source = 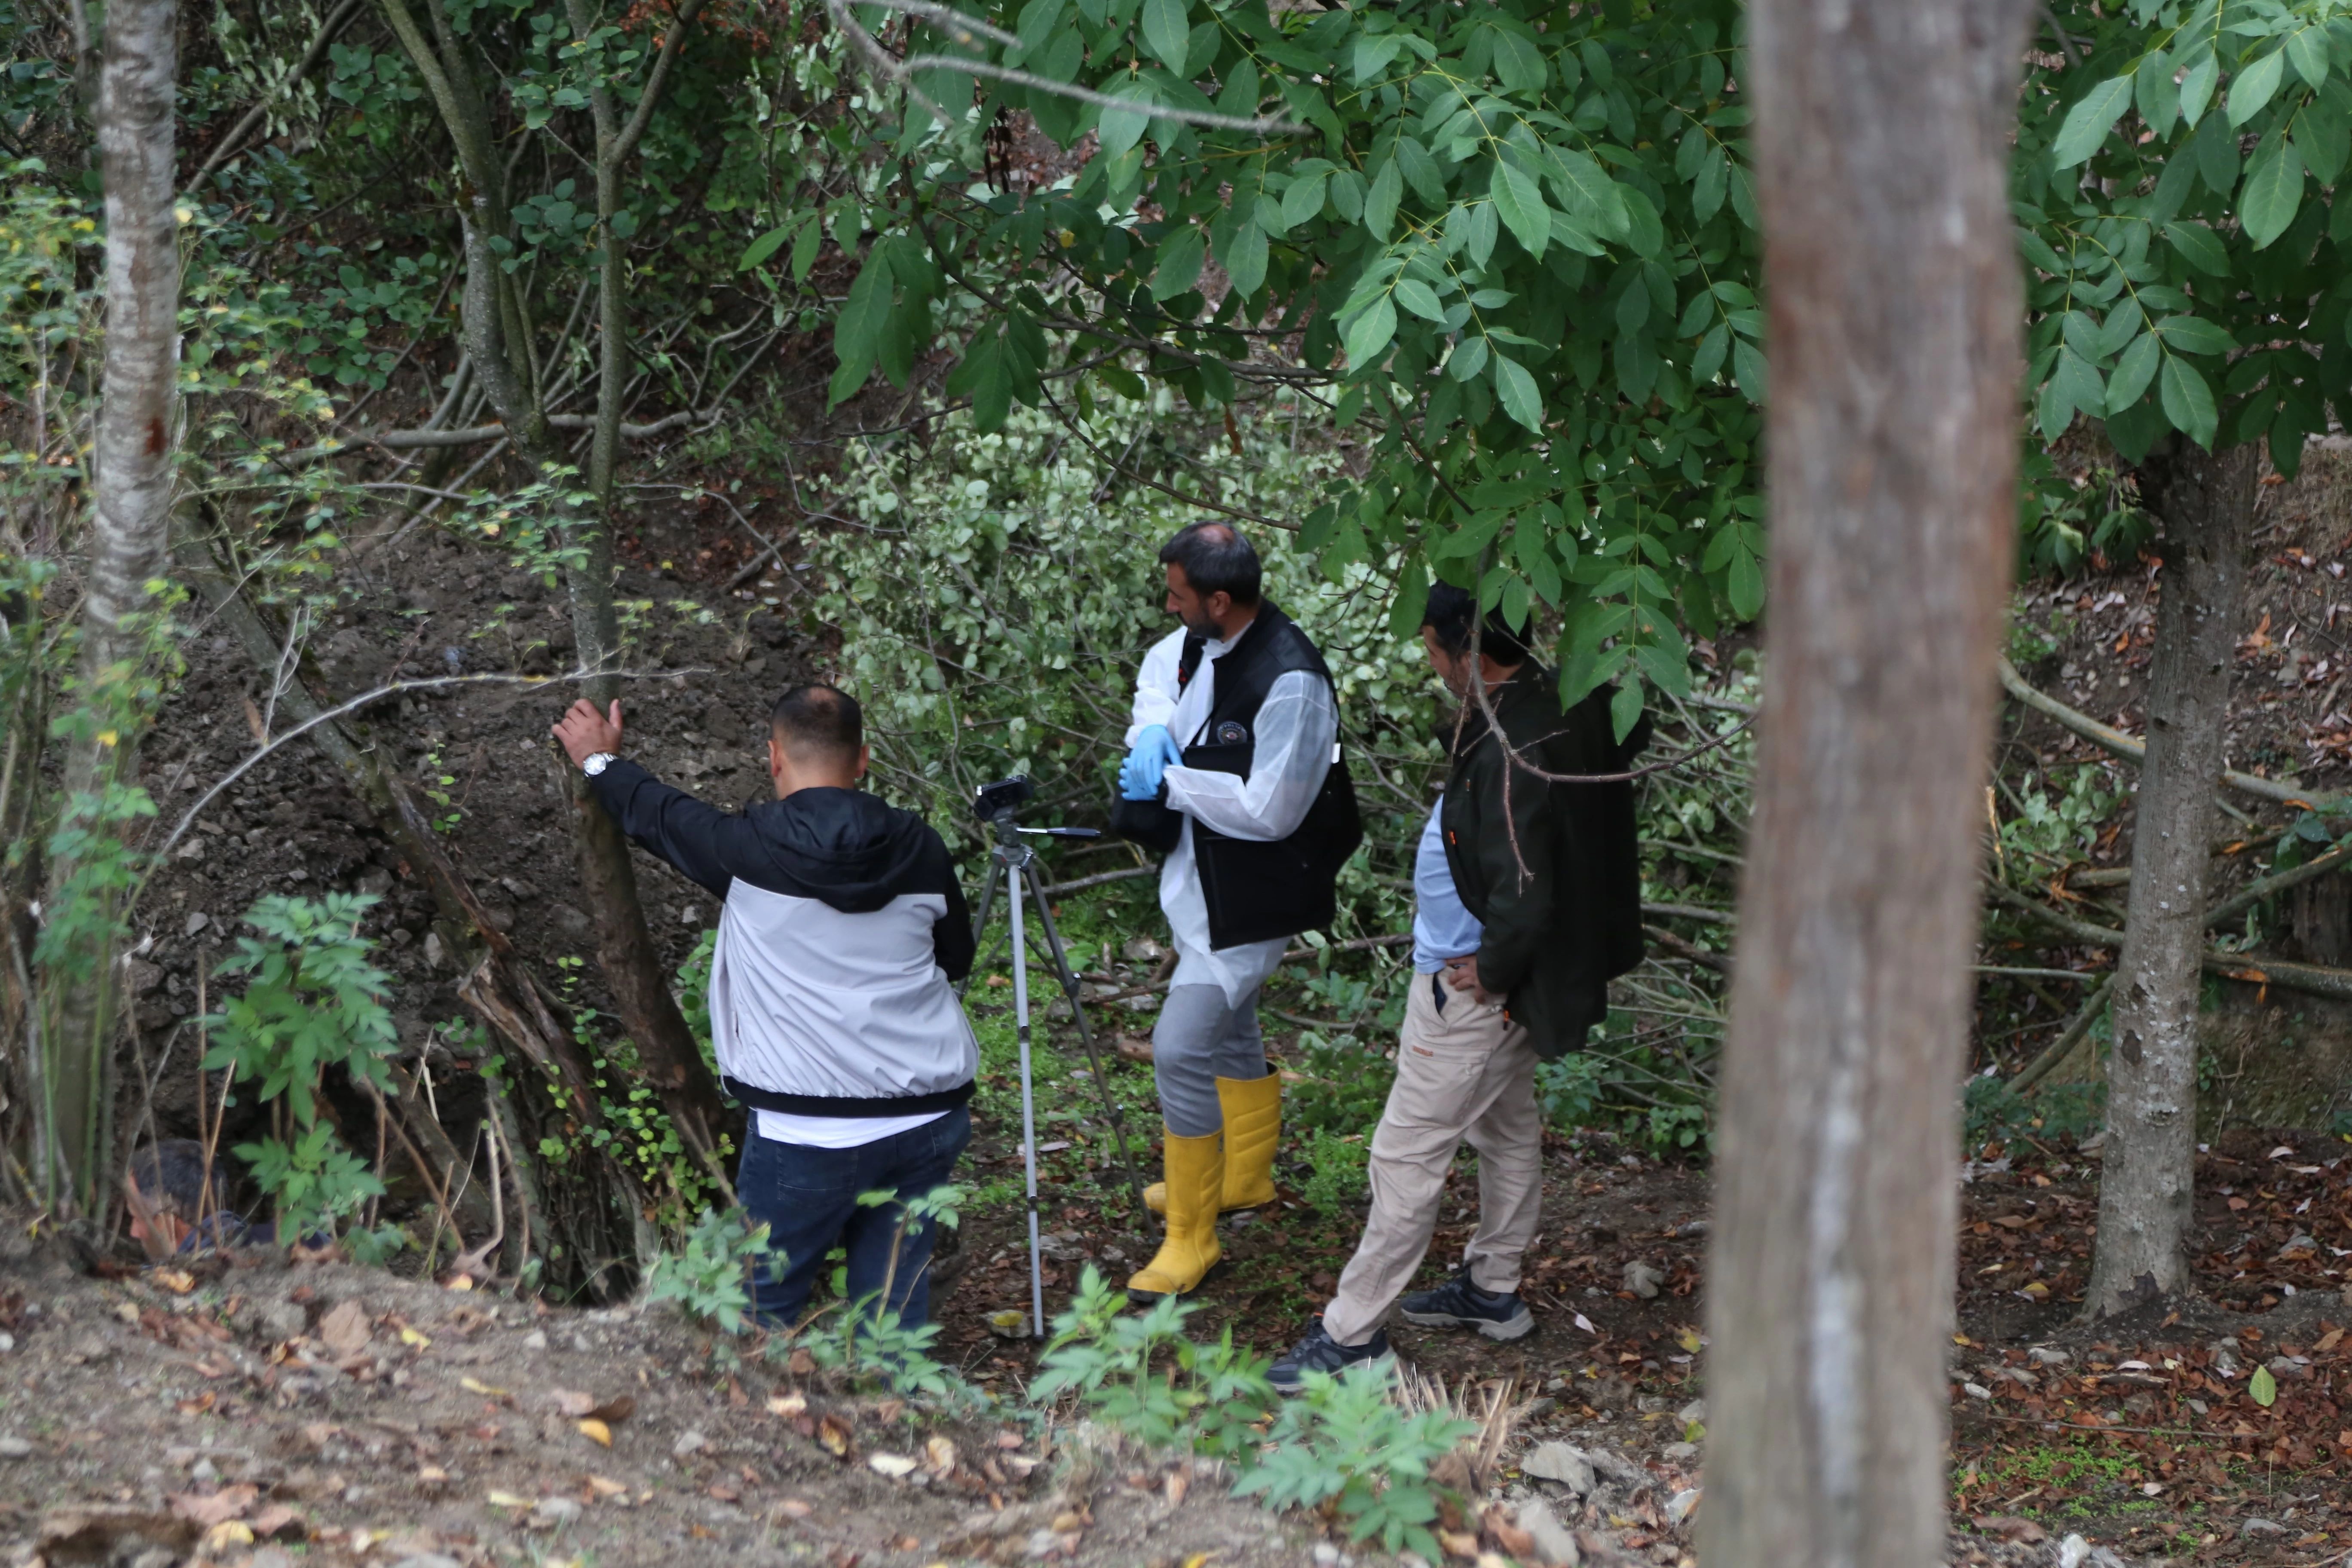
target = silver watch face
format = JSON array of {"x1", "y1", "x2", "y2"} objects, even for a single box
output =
[{"x1": 583, "y1": 752, "x2": 614, "y2": 777}]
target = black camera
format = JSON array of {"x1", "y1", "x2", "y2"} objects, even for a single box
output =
[{"x1": 973, "y1": 775, "x2": 1036, "y2": 822}]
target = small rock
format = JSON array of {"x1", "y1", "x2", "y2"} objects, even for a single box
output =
[
  {"x1": 391, "y1": 1555, "x2": 465, "y2": 1568},
  {"x1": 0, "y1": 1332, "x2": 12, "y2": 1352},
  {"x1": 183, "y1": 911, "x2": 210, "y2": 937},
  {"x1": 0, "y1": 1436, "x2": 30, "y2": 1459},
  {"x1": 1121, "y1": 936, "x2": 1169, "y2": 963},
  {"x1": 572, "y1": 1333, "x2": 592, "y2": 1353},
  {"x1": 530, "y1": 1496, "x2": 583, "y2": 1528},
  {"x1": 987, "y1": 1311, "x2": 1032, "y2": 1339},
  {"x1": 1520, "y1": 1440, "x2": 1596, "y2": 1497},
  {"x1": 1660, "y1": 1441, "x2": 1698, "y2": 1461},
  {"x1": 1313, "y1": 1545, "x2": 1341, "y2": 1566},
  {"x1": 1024, "y1": 1526, "x2": 1063, "y2": 1560},
  {"x1": 2027, "y1": 1346, "x2": 2070, "y2": 1366},
  {"x1": 246, "y1": 1550, "x2": 297, "y2": 1568},
  {"x1": 673, "y1": 1430, "x2": 708, "y2": 1458},
  {"x1": 1676, "y1": 1399, "x2": 1706, "y2": 1425},
  {"x1": 523, "y1": 1330, "x2": 547, "y2": 1350},
  {"x1": 1621, "y1": 1259, "x2": 1664, "y2": 1298},
  {"x1": 1666, "y1": 1487, "x2": 1702, "y2": 1526},
  {"x1": 2241, "y1": 1518, "x2": 2286, "y2": 1537},
  {"x1": 1514, "y1": 1496, "x2": 1580, "y2": 1566},
  {"x1": 191, "y1": 1457, "x2": 219, "y2": 1482},
  {"x1": 2058, "y1": 1535, "x2": 2090, "y2": 1568}
]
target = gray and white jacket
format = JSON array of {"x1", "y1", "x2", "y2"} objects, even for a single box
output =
[{"x1": 588, "y1": 761, "x2": 978, "y2": 1116}]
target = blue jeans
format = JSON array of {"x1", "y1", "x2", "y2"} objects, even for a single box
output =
[{"x1": 738, "y1": 1107, "x2": 972, "y2": 1329}]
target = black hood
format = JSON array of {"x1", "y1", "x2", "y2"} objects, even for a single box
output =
[{"x1": 741, "y1": 787, "x2": 938, "y2": 914}]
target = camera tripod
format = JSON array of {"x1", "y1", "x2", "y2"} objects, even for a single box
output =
[{"x1": 964, "y1": 790, "x2": 1148, "y2": 1339}]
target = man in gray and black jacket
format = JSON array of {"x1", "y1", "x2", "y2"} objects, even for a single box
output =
[{"x1": 553, "y1": 684, "x2": 974, "y2": 1328}]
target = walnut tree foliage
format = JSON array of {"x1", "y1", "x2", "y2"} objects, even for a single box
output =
[
  {"x1": 800, "y1": 0, "x2": 1765, "y2": 738},
  {"x1": 2018, "y1": 0, "x2": 2352, "y2": 476}
]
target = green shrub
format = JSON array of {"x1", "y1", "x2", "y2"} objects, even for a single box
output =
[
  {"x1": 1297, "y1": 1127, "x2": 1372, "y2": 1212},
  {"x1": 204, "y1": 893, "x2": 404, "y2": 1255},
  {"x1": 643, "y1": 1206, "x2": 773, "y2": 1335},
  {"x1": 1031, "y1": 1265, "x2": 1275, "y2": 1459},
  {"x1": 1233, "y1": 1359, "x2": 1477, "y2": 1559}
]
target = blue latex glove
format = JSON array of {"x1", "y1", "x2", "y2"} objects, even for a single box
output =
[{"x1": 1118, "y1": 725, "x2": 1184, "y2": 801}]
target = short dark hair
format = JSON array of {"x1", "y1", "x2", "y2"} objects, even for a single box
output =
[
  {"x1": 1420, "y1": 583, "x2": 1530, "y2": 665},
  {"x1": 770, "y1": 683, "x2": 863, "y2": 762},
  {"x1": 126, "y1": 1139, "x2": 228, "y2": 1219},
  {"x1": 1158, "y1": 522, "x2": 1262, "y2": 605}
]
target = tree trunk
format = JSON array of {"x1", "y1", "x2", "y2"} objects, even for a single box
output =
[
  {"x1": 40, "y1": 0, "x2": 178, "y2": 1213},
  {"x1": 379, "y1": 3, "x2": 733, "y2": 1169},
  {"x1": 2086, "y1": 437, "x2": 2259, "y2": 1318},
  {"x1": 1702, "y1": 2, "x2": 2032, "y2": 1565}
]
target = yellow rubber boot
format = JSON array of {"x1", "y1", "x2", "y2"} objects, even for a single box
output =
[
  {"x1": 1144, "y1": 1074, "x2": 1284, "y2": 1215},
  {"x1": 1127, "y1": 1130, "x2": 1224, "y2": 1303},
  {"x1": 1213, "y1": 1072, "x2": 1282, "y2": 1210}
]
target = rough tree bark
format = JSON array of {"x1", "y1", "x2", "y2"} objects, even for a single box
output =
[
  {"x1": 1701, "y1": 2, "x2": 2033, "y2": 1565},
  {"x1": 2086, "y1": 437, "x2": 2260, "y2": 1318},
  {"x1": 380, "y1": 0, "x2": 729, "y2": 1164},
  {"x1": 40, "y1": 0, "x2": 178, "y2": 1213}
]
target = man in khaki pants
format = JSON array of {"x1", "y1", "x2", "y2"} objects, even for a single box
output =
[{"x1": 1270, "y1": 585, "x2": 1647, "y2": 1390}]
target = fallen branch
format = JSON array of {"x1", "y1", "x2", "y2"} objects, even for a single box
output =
[
  {"x1": 1984, "y1": 879, "x2": 2352, "y2": 1003},
  {"x1": 1996, "y1": 656, "x2": 2343, "y2": 810},
  {"x1": 2007, "y1": 973, "x2": 2113, "y2": 1094}
]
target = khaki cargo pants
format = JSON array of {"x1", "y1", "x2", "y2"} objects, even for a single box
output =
[{"x1": 1320, "y1": 971, "x2": 1545, "y2": 1348}]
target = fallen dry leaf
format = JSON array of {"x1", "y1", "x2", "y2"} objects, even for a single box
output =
[
  {"x1": 1165, "y1": 1471, "x2": 1188, "y2": 1508},
  {"x1": 707, "y1": 1482, "x2": 741, "y2": 1502},
  {"x1": 1973, "y1": 1516, "x2": 2049, "y2": 1544},
  {"x1": 418, "y1": 1466, "x2": 449, "y2": 1484},
  {"x1": 317, "y1": 1301, "x2": 371, "y2": 1357},
  {"x1": 768, "y1": 1392, "x2": 807, "y2": 1418},
  {"x1": 577, "y1": 1419, "x2": 612, "y2": 1447},
  {"x1": 398, "y1": 1326, "x2": 432, "y2": 1349},
  {"x1": 924, "y1": 1436, "x2": 957, "y2": 1476},
  {"x1": 1439, "y1": 1529, "x2": 1481, "y2": 1560},
  {"x1": 587, "y1": 1394, "x2": 636, "y2": 1424},
  {"x1": 817, "y1": 1415, "x2": 853, "y2": 1458},
  {"x1": 248, "y1": 1504, "x2": 301, "y2": 1538},
  {"x1": 460, "y1": 1376, "x2": 510, "y2": 1398},
  {"x1": 869, "y1": 1452, "x2": 919, "y2": 1478},
  {"x1": 588, "y1": 1477, "x2": 628, "y2": 1498},
  {"x1": 201, "y1": 1519, "x2": 255, "y2": 1552},
  {"x1": 486, "y1": 1490, "x2": 535, "y2": 1509},
  {"x1": 787, "y1": 1348, "x2": 816, "y2": 1376},
  {"x1": 2317, "y1": 1328, "x2": 2344, "y2": 1354},
  {"x1": 154, "y1": 1269, "x2": 196, "y2": 1294},
  {"x1": 774, "y1": 1499, "x2": 815, "y2": 1519},
  {"x1": 550, "y1": 1390, "x2": 597, "y2": 1417},
  {"x1": 169, "y1": 1485, "x2": 258, "y2": 1527}
]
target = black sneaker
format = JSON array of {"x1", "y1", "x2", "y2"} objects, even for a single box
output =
[
  {"x1": 1399, "y1": 1268, "x2": 1534, "y2": 1341},
  {"x1": 1268, "y1": 1321, "x2": 1393, "y2": 1393}
]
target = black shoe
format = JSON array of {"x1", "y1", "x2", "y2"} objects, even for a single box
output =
[
  {"x1": 1399, "y1": 1268, "x2": 1534, "y2": 1341},
  {"x1": 1269, "y1": 1321, "x2": 1393, "y2": 1394}
]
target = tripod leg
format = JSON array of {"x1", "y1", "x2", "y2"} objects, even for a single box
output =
[
  {"x1": 957, "y1": 850, "x2": 1003, "y2": 1000},
  {"x1": 1021, "y1": 861, "x2": 1148, "y2": 1220}
]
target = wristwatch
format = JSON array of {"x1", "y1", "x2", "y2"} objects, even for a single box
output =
[{"x1": 581, "y1": 752, "x2": 618, "y2": 777}]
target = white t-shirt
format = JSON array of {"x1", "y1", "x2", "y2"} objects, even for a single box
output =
[{"x1": 754, "y1": 1107, "x2": 948, "y2": 1149}]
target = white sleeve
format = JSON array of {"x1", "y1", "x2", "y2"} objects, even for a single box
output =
[
  {"x1": 1126, "y1": 629, "x2": 1187, "y2": 746},
  {"x1": 1163, "y1": 671, "x2": 1337, "y2": 842}
]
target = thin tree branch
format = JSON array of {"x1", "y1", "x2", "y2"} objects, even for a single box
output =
[{"x1": 183, "y1": 0, "x2": 366, "y2": 195}]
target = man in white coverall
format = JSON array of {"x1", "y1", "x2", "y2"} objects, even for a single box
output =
[{"x1": 1115, "y1": 522, "x2": 1355, "y2": 1302}]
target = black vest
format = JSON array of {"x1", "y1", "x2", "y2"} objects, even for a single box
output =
[{"x1": 1114, "y1": 603, "x2": 1364, "y2": 949}]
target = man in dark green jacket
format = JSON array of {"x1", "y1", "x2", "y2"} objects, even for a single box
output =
[
  {"x1": 1271, "y1": 584, "x2": 1647, "y2": 1387},
  {"x1": 1436, "y1": 596, "x2": 1649, "y2": 1057}
]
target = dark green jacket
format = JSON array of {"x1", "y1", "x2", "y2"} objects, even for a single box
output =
[{"x1": 1439, "y1": 665, "x2": 1648, "y2": 1059}]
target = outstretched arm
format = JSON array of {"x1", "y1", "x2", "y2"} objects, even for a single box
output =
[{"x1": 553, "y1": 698, "x2": 744, "y2": 899}]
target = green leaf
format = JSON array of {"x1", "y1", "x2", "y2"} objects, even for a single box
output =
[
  {"x1": 1281, "y1": 170, "x2": 1331, "y2": 230},
  {"x1": 1364, "y1": 159, "x2": 1403, "y2": 241},
  {"x1": 2241, "y1": 136, "x2": 2305, "y2": 249},
  {"x1": 1727, "y1": 542, "x2": 1763, "y2": 619},
  {"x1": 2178, "y1": 49, "x2": 2219, "y2": 127},
  {"x1": 1491, "y1": 28, "x2": 1547, "y2": 95},
  {"x1": 1492, "y1": 352, "x2": 1543, "y2": 432},
  {"x1": 1140, "y1": 0, "x2": 1191, "y2": 71},
  {"x1": 1489, "y1": 159, "x2": 1550, "y2": 259},
  {"x1": 2153, "y1": 315, "x2": 2238, "y2": 356},
  {"x1": 1151, "y1": 227, "x2": 1205, "y2": 300},
  {"x1": 2052, "y1": 74, "x2": 2134, "y2": 168},
  {"x1": 827, "y1": 255, "x2": 893, "y2": 408},
  {"x1": 2162, "y1": 219, "x2": 2232, "y2": 276},
  {"x1": 2135, "y1": 47, "x2": 2179, "y2": 135},
  {"x1": 2286, "y1": 26, "x2": 2331, "y2": 90},
  {"x1": 1449, "y1": 334, "x2": 1489, "y2": 381},
  {"x1": 1692, "y1": 322, "x2": 1729, "y2": 384},
  {"x1": 1732, "y1": 337, "x2": 1766, "y2": 402},
  {"x1": 1609, "y1": 678, "x2": 1644, "y2": 744},
  {"x1": 738, "y1": 220, "x2": 797, "y2": 271},
  {"x1": 2295, "y1": 98, "x2": 2350, "y2": 186},
  {"x1": 1222, "y1": 219, "x2": 1269, "y2": 297},
  {"x1": 1396, "y1": 137, "x2": 1446, "y2": 207},
  {"x1": 2041, "y1": 347, "x2": 2104, "y2": 440},
  {"x1": 1393, "y1": 277, "x2": 1446, "y2": 321},
  {"x1": 1693, "y1": 145, "x2": 1728, "y2": 222},
  {"x1": 1344, "y1": 297, "x2": 1398, "y2": 371},
  {"x1": 790, "y1": 219, "x2": 823, "y2": 282},
  {"x1": 1098, "y1": 85, "x2": 1153, "y2": 159},
  {"x1": 2249, "y1": 1363, "x2": 2277, "y2": 1408},
  {"x1": 2228, "y1": 49, "x2": 2285, "y2": 127},
  {"x1": 2106, "y1": 331, "x2": 2160, "y2": 413},
  {"x1": 2159, "y1": 354, "x2": 2217, "y2": 447},
  {"x1": 1546, "y1": 148, "x2": 1629, "y2": 240}
]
